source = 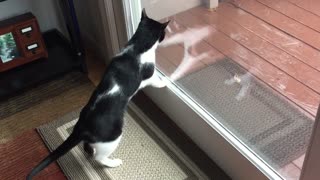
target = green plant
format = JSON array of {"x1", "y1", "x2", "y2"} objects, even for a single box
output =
[{"x1": 4, "y1": 33, "x2": 15, "y2": 49}]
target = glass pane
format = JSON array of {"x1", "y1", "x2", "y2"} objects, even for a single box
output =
[{"x1": 139, "y1": 0, "x2": 319, "y2": 179}]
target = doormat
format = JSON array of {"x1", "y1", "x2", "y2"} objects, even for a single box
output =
[{"x1": 178, "y1": 59, "x2": 313, "y2": 168}]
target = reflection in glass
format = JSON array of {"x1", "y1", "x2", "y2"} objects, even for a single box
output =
[{"x1": 142, "y1": 1, "x2": 318, "y2": 179}]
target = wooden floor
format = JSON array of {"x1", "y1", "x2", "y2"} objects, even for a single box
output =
[
  {"x1": 0, "y1": 130, "x2": 67, "y2": 180},
  {"x1": 0, "y1": 50, "x2": 106, "y2": 180},
  {"x1": 156, "y1": 0, "x2": 320, "y2": 179},
  {"x1": 2, "y1": 1, "x2": 320, "y2": 179}
]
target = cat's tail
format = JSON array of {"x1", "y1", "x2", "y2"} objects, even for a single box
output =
[{"x1": 26, "y1": 132, "x2": 82, "y2": 180}]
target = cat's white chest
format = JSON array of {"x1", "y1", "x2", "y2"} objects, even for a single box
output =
[{"x1": 140, "y1": 42, "x2": 158, "y2": 64}]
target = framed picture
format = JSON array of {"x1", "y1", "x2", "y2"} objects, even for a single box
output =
[{"x1": 0, "y1": 32, "x2": 20, "y2": 63}]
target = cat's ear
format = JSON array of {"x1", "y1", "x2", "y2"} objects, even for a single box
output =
[
  {"x1": 141, "y1": 8, "x2": 148, "y2": 20},
  {"x1": 162, "y1": 20, "x2": 170, "y2": 29}
]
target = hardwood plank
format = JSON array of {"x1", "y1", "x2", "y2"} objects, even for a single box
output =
[
  {"x1": 190, "y1": 6, "x2": 320, "y2": 95},
  {"x1": 158, "y1": 43, "x2": 207, "y2": 77},
  {"x1": 86, "y1": 49, "x2": 106, "y2": 86},
  {"x1": 156, "y1": 52, "x2": 177, "y2": 75},
  {"x1": 0, "y1": 130, "x2": 65, "y2": 180},
  {"x1": 287, "y1": 0, "x2": 320, "y2": 17},
  {"x1": 216, "y1": 3, "x2": 320, "y2": 72},
  {"x1": 170, "y1": 8, "x2": 319, "y2": 116},
  {"x1": 0, "y1": 83, "x2": 92, "y2": 144},
  {"x1": 158, "y1": 45, "x2": 186, "y2": 66},
  {"x1": 36, "y1": 170, "x2": 66, "y2": 180},
  {"x1": 258, "y1": 0, "x2": 320, "y2": 33},
  {"x1": 188, "y1": 40, "x2": 225, "y2": 66},
  {"x1": 231, "y1": 0, "x2": 320, "y2": 51},
  {"x1": 157, "y1": 20, "x2": 226, "y2": 80},
  {"x1": 161, "y1": 18, "x2": 225, "y2": 66}
]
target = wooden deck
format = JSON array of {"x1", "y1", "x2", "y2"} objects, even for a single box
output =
[{"x1": 156, "y1": 0, "x2": 320, "y2": 179}]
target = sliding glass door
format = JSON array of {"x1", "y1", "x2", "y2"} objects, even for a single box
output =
[{"x1": 111, "y1": 0, "x2": 320, "y2": 179}]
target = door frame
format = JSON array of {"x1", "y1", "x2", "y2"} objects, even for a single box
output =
[
  {"x1": 106, "y1": 0, "x2": 320, "y2": 179},
  {"x1": 300, "y1": 110, "x2": 320, "y2": 180}
]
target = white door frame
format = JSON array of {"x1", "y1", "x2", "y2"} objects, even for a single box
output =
[{"x1": 107, "y1": 0, "x2": 320, "y2": 179}]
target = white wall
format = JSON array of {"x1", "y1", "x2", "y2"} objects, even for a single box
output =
[
  {"x1": 141, "y1": 0, "x2": 206, "y2": 20},
  {"x1": 0, "y1": 0, "x2": 66, "y2": 34}
]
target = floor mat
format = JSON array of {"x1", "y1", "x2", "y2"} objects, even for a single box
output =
[
  {"x1": 37, "y1": 104, "x2": 209, "y2": 180},
  {"x1": 177, "y1": 59, "x2": 314, "y2": 168}
]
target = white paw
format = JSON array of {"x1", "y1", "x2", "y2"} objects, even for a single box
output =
[
  {"x1": 153, "y1": 75, "x2": 169, "y2": 88},
  {"x1": 108, "y1": 158, "x2": 123, "y2": 167},
  {"x1": 153, "y1": 80, "x2": 168, "y2": 88},
  {"x1": 99, "y1": 158, "x2": 123, "y2": 168}
]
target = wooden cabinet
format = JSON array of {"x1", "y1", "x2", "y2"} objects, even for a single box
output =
[{"x1": 0, "y1": 13, "x2": 48, "y2": 72}]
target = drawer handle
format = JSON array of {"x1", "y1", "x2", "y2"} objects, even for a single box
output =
[
  {"x1": 26, "y1": 43, "x2": 39, "y2": 51},
  {"x1": 21, "y1": 26, "x2": 33, "y2": 34}
]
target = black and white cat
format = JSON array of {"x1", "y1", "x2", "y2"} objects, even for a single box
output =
[{"x1": 27, "y1": 9, "x2": 169, "y2": 180}]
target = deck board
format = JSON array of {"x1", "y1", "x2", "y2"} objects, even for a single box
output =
[
  {"x1": 287, "y1": 0, "x2": 320, "y2": 17},
  {"x1": 156, "y1": 53, "x2": 177, "y2": 75},
  {"x1": 158, "y1": 7, "x2": 319, "y2": 116},
  {"x1": 158, "y1": 45, "x2": 186, "y2": 66},
  {"x1": 154, "y1": 1, "x2": 320, "y2": 177},
  {"x1": 258, "y1": 0, "x2": 320, "y2": 33},
  {"x1": 190, "y1": 6, "x2": 320, "y2": 95},
  {"x1": 231, "y1": 0, "x2": 320, "y2": 51},
  {"x1": 158, "y1": 44, "x2": 207, "y2": 78},
  {"x1": 216, "y1": 3, "x2": 320, "y2": 72}
]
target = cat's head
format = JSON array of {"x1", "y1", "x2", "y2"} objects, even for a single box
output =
[
  {"x1": 140, "y1": 8, "x2": 169, "y2": 42},
  {"x1": 132, "y1": 9, "x2": 170, "y2": 50}
]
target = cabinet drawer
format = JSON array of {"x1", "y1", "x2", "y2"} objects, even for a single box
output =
[
  {"x1": 15, "y1": 21, "x2": 40, "y2": 43},
  {"x1": 23, "y1": 42, "x2": 45, "y2": 57}
]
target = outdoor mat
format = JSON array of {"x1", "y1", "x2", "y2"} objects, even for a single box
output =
[
  {"x1": 37, "y1": 103, "x2": 209, "y2": 180},
  {"x1": 177, "y1": 58, "x2": 314, "y2": 168}
]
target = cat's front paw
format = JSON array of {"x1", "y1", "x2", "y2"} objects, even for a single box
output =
[
  {"x1": 152, "y1": 75, "x2": 169, "y2": 88},
  {"x1": 153, "y1": 80, "x2": 168, "y2": 88}
]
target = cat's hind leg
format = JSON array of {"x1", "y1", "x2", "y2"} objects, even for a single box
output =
[
  {"x1": 84, "y1": 142, "x2": 95, "y2": 156},
  {"x1": 91, "y1": 135, "x2": 122, "y2": 168}
]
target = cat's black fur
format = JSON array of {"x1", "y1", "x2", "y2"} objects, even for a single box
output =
[{"x1": 27, "y1": 9, "x2": 169, "y2": 180}]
